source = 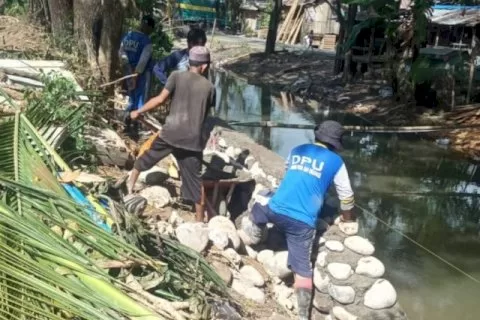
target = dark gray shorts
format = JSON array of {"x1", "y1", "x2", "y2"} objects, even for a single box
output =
[{"x1": 134, "y1": 137, "x2": 202, "y2": 203}]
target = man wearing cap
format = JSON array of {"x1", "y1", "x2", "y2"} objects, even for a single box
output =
[
  {"x1": 127, "y1": 46, "x2": 215, "y2": 222},
  {"x1": 242, "y1": 120, "x2": 355, "y2": 320},
  {"x1": 119, "y1": 15, "x2": 155, "y2": 134}
]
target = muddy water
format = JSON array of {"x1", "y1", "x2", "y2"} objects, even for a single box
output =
[{"x1": 214, "y1": 70, "x2": 480, "y2": 320}]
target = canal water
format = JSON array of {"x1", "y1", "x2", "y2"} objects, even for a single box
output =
[{"x1": 213, "y1": 70, "x2": 480, "y2": 320}]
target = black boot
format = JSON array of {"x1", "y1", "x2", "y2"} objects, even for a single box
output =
[{"x1": 296, "y1": 288, "x2": 312, "y2": 320}]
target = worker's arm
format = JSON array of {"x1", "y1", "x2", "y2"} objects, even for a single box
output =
[
  {"x1": 131, "y1": 72, "x2": 176, "y2": 119},
  {"x1": 135, "y1": 88, "x2": 170, "y2": 115},
  {"x1": 152, "y1": 50, "x2": 185, "y2": 85},
  {"x1": 333, "y1": 163, "x2": 356, "y2": 221},
  {"x1": 135, "y1": 43, "x2": 153, "y2": 74}
]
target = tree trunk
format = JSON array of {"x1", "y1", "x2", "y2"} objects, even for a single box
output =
[
  {"x1": 265, "y1": 0, "x2": 281, "y2": 54},
  {"x1": 73, "y1": 0, "x2": 126, "y2": 82},
  {"x1": 48, "y1": 0, "x2": 73, "y2": 39},
  {"x1": 97, "y1": 0, "x2": 125, "y2": 82},
  {"x1": 342, "y1": 4, "x2": 357, "y2": 83},
  {"x1": 73, "y1": 0, "x2": 101, "y2": 77},
  {"x1": 28, "y1": 0, "x2": 49, "y2": 25}
]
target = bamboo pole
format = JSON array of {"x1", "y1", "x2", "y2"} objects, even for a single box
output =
[
  {"x1": 466, "y1": 27, "x2": 477, "y2": 104},
  {"x1": 284, "y1": 5, "x2": 302, "y2": 43},
  {"x1": 227, "y1": 120, "x2": 480, "y2": 133},
  {"x1": 289, "y1": 12, "x2": 304, "y2": 45},
  {"x1": 277, "y1": 0, "x2": 299, "y2": 41}
]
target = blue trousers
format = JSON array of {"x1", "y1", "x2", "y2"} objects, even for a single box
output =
[
  {"x1": 126, "y1": 70, "x2": 151, "y2": 113},
  {"x1": 251, "y1": 203, "x2": 316, "y2": 277}
]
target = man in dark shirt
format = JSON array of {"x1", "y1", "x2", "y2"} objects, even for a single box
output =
[
  {"x1": 152, "y1": 28, "x2": 207, "y2": 85},
  {"x1": 128, "y1": 46, "x2": 215, "y2": 222}
]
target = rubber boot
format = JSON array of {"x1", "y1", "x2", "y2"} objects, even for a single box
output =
[{"x1": 296, "y1": 287, "x2": 312, "y2": 320}]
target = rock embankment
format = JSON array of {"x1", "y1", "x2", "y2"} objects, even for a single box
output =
[{"x1": 128, "y1": 124, "x2": 407, "y2": 320}]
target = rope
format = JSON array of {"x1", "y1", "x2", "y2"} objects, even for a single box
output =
[{"x1": 355, "y1": 203, "x2": 480, "y2": 285}]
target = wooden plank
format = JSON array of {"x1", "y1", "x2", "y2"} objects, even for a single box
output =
[{"x1": 0, "y1": 59, "x2": 65, "y2": 69}]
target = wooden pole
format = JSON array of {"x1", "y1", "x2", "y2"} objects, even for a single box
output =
[
  {"x1": 286, "y1": 12, "x2": 301, "y2": 43},
  {"x1": 210, "y1": 18, "x2": 217, "y2": 49},
  {"x1": 277, "y1": 0, "x2": 299, "y2": 41},
  {"x1": 289, "y1": 13, "x2": 304, "y2": 45},
  {"x1": 466, "y1": 27, "x2": 477, "y2": 104},
  {"x1": 284, "y1": 5, "x2": 302, "y2": 43},
  {"x1": 227, "y1": 120, "x2": 480, "y2": 133},
  {"x1": 367, "y1": 27, "x2": 375, "y2": 73}
]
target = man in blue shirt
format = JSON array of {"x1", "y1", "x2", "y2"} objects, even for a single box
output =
[
  {"x1": 119, "y1": 16, "x2": 155, "y2": 134},
  {"x1": 243, "y1": 121, "x2": 355, "y2": 320},
  {"x1": 152, "y1": 28, "x2": 207, "y2": 85}
]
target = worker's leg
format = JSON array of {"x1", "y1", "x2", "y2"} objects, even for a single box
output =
[
  {"x1": 174, "y1": 149, "x2": 204, "y2": 222},
  {"x1": 127, "y1": 137, "x2": 172, "y2": 194},
  {"x1": 270, "y1": 212, "x2": 316, "y2": 320},
  {"x1": 239, "y1": 202, "x2": 269, "y2": 245}
]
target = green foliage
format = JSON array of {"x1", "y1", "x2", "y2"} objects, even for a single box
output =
[
  {"x1": 4, "y1": 0, "x2": 27, "y2": 16},
  {"x1": 410, "y1": 53, "x2": 468, "y2": 84},
  {"x1": 23, "y1": 73, "x2": 92, "y2": 162}
]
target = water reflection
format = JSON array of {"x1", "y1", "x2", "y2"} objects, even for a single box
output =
[{"x1": 214, "y1": 70, "x2": 480, "y2": 320}]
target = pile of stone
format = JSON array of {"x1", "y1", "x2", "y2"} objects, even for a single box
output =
[
  {"x1": 312, "y1": 218, "x2": 408, "y2": 320},
  {"x1": 124, "y1": 126, "x2": 407, "y2": 320}
]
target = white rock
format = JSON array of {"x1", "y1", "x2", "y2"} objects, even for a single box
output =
[
  {"x1": 257, "y1": 249, "x2": 275, "y2": 265},
  {"x1": 245, "y1": 287, "x2": 266, "y2": 304},
  {"x1": 325, "y1": 240, "x2": 344, "y2": 252},
  {"x1": 328, "y1": 284, "x2": 356, "y2": 304},
  {"x1": 272, "y1": 276, "x2": 283, "y2": 285},
  {"x1": 327, "y1": 263, "x2": 353, "y2": 280},
  {"x1": 139, "y1": 186, "x2": 171, "y2": 208},
  {"x1": 313, "y1": 268, "x2": 330, "y2": 293},
  {"x1": 250, "y1": 162, "x2": 267, "y2": 179},
  {"x1": 168, "y1": 210, "x2": 184, "y2": 227},
  {"x1": 273, "y1": 284, "x2": 294, "y2": 300},
  {"x1": 218, "y1": 138, "x2": 227, "y2": 148},
  {"x1": 175, "y1": 223, "x2": 209, "y2": 253},
  {"x1": 225, "y1": 146, "x2": 236, "y2": 159},
  {"x1": 344, "y1": 236, "x2": 375, "y2": 255},
  {"x1": 332, "y1": 306, "x2": 358, "y2": 320},
  {"x1": 316, "y1": 251, "x2": 328, "y2": 268},
  {"x1": 244, "y1": 155, "x2": 256, "y2": 168},
  {"x1": 232, "y1": 279, "x2": 249, "y2": 295},
  {"x1": 208, "y1": 216, "x2": 241, "y2": 250},
  {"x1": 234, "y1": 147, "x2": 242, "y2": 157},
  {"x1": 240, "y1": 265, "x2": 265, "y2": 287},
  {"x1": 318, "y1": 237, "x2": 326, "y2": 246},
  {"x1": 334, "y1": 216, "x2": 342, "y2": 225},
  {"x1": 209, "y1": 229, "x2": 229, "y2": 250},
  {"x1": 266, "y1": 251, "x2": 292, "y2": 279},
  {"x1": 355, "y1": 257, "x2": 385, "y2": 278},
  {"x1": 245, "y1": 245, "x2": 258, "y2": 259},
  {"x1": 222, "y1": 248, "x2": 242, "y2": 265},
  {"x1": 267, "y1": 175, "x2": 278, "y2": 188},
  {"x1": 338, "y1": 221, "x2": 359, "y2": 236},
  {"x1": 364, "y1": 279, "x2": 397, "y2": 309}
]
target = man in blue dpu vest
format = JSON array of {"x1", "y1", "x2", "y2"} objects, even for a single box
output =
[
  {"x1": 119, "y1": 15, "x2": 155, "y2": 134},
  {"x1": 241, "y1": 121, "x2": 356, "y2": 320}
]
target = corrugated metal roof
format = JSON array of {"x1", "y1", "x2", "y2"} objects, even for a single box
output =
[{"x1": 430, "y1": 7, "x2": 480, "y2": 26}]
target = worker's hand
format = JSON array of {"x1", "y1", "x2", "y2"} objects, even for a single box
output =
[{"x1": 130, "y1": 110, "x2": 141, "y2": 120}]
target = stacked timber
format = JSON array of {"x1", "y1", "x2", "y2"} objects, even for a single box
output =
[
  {"x1": 277, "y1": 0, "x2": 305, "y2": 45},
  {"x1": 445, "y1": 104, "x2": 480, "y2": 159}
]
